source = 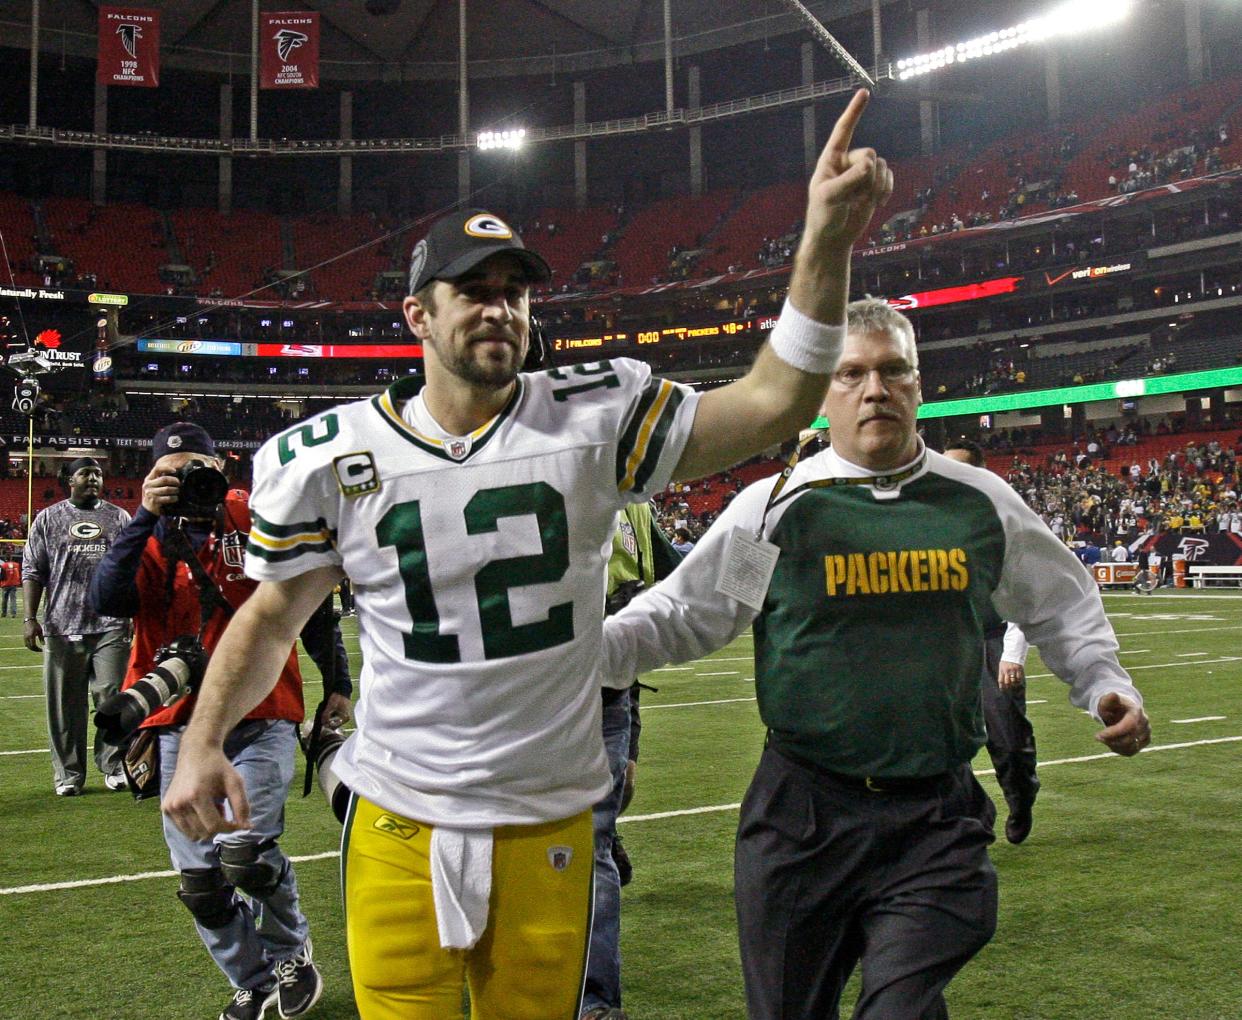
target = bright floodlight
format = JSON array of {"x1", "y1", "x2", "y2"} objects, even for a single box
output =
[
  {"x1": 477, "y1": 128, "x2": 526, "y2": 151},
  {"x1": 896, "y1": 0, "x2": 1131, "y2": 81}
]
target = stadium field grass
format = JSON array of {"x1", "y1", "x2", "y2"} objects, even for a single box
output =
[{"x1": 1, "y1": 590, "x2": 1240, "y2": 1019}]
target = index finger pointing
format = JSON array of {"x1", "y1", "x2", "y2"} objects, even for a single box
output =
[{"x1": 824, "y1": 89, "x2": 871, "y2": 159}]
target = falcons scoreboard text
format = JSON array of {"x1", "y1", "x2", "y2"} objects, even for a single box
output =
[{"x1": 552, "y1": 316, "x2": 780, "y2": 353}]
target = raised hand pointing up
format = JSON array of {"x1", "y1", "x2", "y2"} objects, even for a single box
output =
[{"x1": 790, "y1": 88, "x2": 893, "y2": 325}]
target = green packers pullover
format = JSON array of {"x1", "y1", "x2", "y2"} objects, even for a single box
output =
[{"x1": 601, "y1": 444, "x2": 1141, "y2": 779}]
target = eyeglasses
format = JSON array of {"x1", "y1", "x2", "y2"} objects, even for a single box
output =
[{"x1": 831, "y1": 363, "x2": 917, "y2": 389}]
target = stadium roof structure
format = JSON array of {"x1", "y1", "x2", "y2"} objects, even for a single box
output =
[{"x1": 0, "y1": 0, "x2": 895, "y2": 82}]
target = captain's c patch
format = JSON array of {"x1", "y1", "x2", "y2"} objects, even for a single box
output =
[{"x1": 333, "y1": 451, "x2": 381, "y2": 498}]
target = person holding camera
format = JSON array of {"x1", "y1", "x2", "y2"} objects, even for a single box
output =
[
  {"x1": 89, "y1": 423, "x2": 348, "y2": 1020},
  {"x1": 22, "y1": 456, "x2": 131, "y2": 796}
]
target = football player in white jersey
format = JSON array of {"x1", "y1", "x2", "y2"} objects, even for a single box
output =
[{"x1": 163, "y1": 88, "x2": 892, "y2": 1019}]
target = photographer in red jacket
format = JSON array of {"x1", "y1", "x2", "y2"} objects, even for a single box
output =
[{"x1": 90, "y1": 422, "x2": 349, "y2": 1020}]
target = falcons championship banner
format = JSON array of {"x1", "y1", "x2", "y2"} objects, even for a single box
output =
[
  {"x1": 97, "y1": 6, "x2": 160, "y2": 87},
  {"x1": 261, "y1": 12, "x2": 320, "y2": 89}
]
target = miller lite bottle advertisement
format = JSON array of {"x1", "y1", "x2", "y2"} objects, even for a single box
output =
[{"x1": 93, "y1": 316, "x2": 114, "y2": 388}]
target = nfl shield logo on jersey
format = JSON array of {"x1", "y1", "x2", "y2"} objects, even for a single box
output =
[
  {"x1": 446, "y1": 438, "x2": 471, "y2": 461},
  {"x1": 221, "y1": 528, "x2": 246, "y2": 568},
  {"x1": 547, "y1": 846, "x2": 573, "y2": 872}
]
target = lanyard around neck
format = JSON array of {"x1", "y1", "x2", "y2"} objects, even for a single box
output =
[{"x1": 756, "y1": 438, "x2": 926, "y2": 540}]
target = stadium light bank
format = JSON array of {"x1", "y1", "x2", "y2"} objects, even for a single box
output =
[
  {"x1": 477, "y1": 129, "x2": 526, "y2": 151},
  {"x1": 896, "y1": 0, "x2": 1133, "y2": 82}
]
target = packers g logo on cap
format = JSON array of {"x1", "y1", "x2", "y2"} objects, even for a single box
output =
[{"x1": 464, "y1": 213, "x2": 514, "y2": 239}]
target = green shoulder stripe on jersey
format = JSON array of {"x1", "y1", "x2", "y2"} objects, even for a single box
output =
[
  {"x1": 247, "y1": 536, "x2": 337, "y2": 564},
  {"x1": 617, "y1": 378, "x2": 685, "y2": 493},
  {"x1": 251, "y1": 510, "x2": 332, "y2": 539},
  {"x1": 616, "y1": 378, "x2": 664, "y2": 490},
  {"x1": 249, "y1": 509, "x2": 335, "y2": 562},
  {"x1": 371, "y1": 375, "x2": 521, "y2": 463}
]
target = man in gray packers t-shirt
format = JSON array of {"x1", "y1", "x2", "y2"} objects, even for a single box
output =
[{"x1": 22, "y1": 458, "x2": 132, "y2": 796}]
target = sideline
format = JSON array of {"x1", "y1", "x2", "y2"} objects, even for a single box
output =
[{"x1": 3, "y1": 735, "x2": 1239, "y2": 898}]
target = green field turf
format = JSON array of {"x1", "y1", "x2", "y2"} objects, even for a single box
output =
[{"x1": 1, "y1": 591, "x2": 1239, "y2": 1020}]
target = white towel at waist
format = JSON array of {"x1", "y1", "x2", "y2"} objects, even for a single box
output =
[{"x1": 429, "y1": 826, "x2": 495, "y2": 949}]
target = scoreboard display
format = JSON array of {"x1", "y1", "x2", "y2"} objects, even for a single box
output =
[{"x1": 553, "y1": 315, "x2": 779, "y2": 353}]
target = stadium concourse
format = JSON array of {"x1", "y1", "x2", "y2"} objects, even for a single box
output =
[{"x1": 2, "y1": 0, "x2": 1242, "y2": 1017}]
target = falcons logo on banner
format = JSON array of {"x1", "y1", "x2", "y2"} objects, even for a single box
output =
[
  {"x1": 261, "y1": 12, "x2": 320, "y2": 89},
  {"x1": 117, "y1": 23, "x2": 141, "y2": 59},
  {"x1": 275, "y1": 29, "x2": 308, "y2": 62},
  {"x1": 97, "y1": 7, "x2": 159, "y2": 87}
]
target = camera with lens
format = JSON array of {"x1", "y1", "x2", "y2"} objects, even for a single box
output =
[
  {"x1": 165, "y1": 462, "x2": 229, "y2": 517},
  {"x1": 300, "y1": 720, "x2": 351, "y2": 823},
  {"x1": 94, "y1": 636, "x2": 209, "y2": 743}
]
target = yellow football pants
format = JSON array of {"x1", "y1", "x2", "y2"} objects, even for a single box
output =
[{"x1": 343, "y1": 795, "x2": 594, "y2": 1020}]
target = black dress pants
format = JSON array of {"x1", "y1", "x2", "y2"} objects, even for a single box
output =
[
  {"x1": 735, "y1": 745, "x2": 997, "y2": 1020},
  {"x1": 981, "y1": 633, "x2": 1040, "y2": 812}
]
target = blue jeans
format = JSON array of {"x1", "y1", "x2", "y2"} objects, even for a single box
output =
[
  {"x1": 582, "y1": 689, "x2": 631, "y2": 1013},
  {"x1": 159, "y1": 719, "x2": 310, "y2": 991}
]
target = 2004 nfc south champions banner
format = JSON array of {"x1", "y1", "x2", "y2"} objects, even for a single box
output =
[
  {"x1": 97, "y1": 6, "x2": 160, "y2": 88},
  {"x1": 260, "y1": 11, "x2": 320, "y2": 90}
]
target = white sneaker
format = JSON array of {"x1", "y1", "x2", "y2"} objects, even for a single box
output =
[{"x1": 104, "y1": 772, "x2": 128, "y2": 792}]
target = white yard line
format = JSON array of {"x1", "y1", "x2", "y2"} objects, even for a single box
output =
[
  {"x1": 1114, "y1": 624, "x2": 1242, "y2": 638},
  {"x1": 1102, "y1": 592, "x2": 1242, "y2": 599},
  {"x1": 1025, "y1": 654, "x2": 1242, "y2": 680},
  {"x1": 1171, "y1": 716, "x2": 1227, "y2": 723},
  {"x1": 644, "y1": 696, "x2": 757, "y2": 710},
  {"x1": 4, "y1": 736, "x2": 1238, "y2": 897}
]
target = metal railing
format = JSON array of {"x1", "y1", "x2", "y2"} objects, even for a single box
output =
[{"x1": 0, "y1": 66, "x2": 889, "y2": 158}]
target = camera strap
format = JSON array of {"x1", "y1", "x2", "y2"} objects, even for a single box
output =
[
  {"x1": 302, "y1": 594, "x2": 339, "y2": 799},
  {"x1": 162, "y1": 520, "x2": 235, "y2": 640}
]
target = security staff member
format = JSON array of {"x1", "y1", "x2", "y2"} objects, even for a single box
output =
[
  {"x1": 943, "y1": 440, "x2": 1039, "y2": 845},
  {"x1": 601, "y1": 298, "x2": 1149, "y2": 1020},
  {"x1": 23, "y1": 456, "x2": 131, "y2": 795}
]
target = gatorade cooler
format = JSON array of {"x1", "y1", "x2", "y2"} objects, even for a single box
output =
[{"x1": 1173, "y1": 555, "x2": 1188, "y2": 589}]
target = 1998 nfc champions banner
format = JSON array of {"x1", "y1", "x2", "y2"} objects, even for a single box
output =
[
  {"x1": 260, "y1": 12, "x2": 320, "y2": 89},
  {"x1": 97, "y1": 6, "x2": 159, "y2": 87}
]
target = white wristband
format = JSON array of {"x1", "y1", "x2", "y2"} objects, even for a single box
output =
[{"x1": 767, "y1": 298, "x2": 846, "y2": 374}]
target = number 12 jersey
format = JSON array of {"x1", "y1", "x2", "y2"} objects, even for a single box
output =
[{"x1": 246, "y1": 360, "x2": 698, "y2": 827}]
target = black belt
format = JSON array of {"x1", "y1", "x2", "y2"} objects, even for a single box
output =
[{"x1": 769, "y1": 738, "x2": 951, "y2": 796}]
